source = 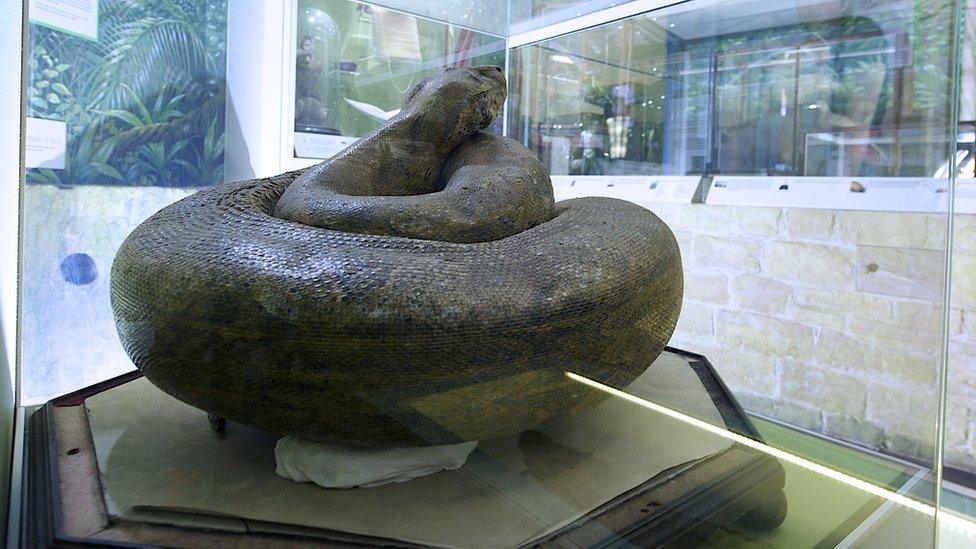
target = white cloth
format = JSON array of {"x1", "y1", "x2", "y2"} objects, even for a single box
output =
[{"x1": 274, "y1": 436, "x2": 478, "y2": 489}]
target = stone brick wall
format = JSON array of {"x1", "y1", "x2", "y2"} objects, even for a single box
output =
[{"x1": 643, "y1": 203, "x2": 976, "y2": 470}]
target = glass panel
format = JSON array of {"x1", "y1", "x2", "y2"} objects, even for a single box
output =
[
  {"x1": 365, "y1": 0, "x2": 508, "y2": 36},
  {"x1": 21, "y1": 0, "x2": 976, "y2": 546},
  {"x1": 510, "y1": 1, "x2": 959, "y2": 179},
  {"x1": 21, "y1": 1, "x2": 230, "y2": 402},
  {"x1": 509, "y1": 16, "x2": 672, "y2": 176},
  {"x1": 509, "y1": 0, "x2": 963, "y2": 545},
  {"x1": 942, "y1": 0, "x2": 976, "y2": 543},
  {"x1": 293, "y1": 0, "x2": 506, "y2": 160},
  {"x1": 509, "y1": 0, "x2": 639, "y2": 36}
]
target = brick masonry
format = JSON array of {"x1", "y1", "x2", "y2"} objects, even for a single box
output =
[{"x1": 646, "y1": 203, "x2": 976, "y2": 470}]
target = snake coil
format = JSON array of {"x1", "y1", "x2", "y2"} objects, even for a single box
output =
[{"x1": 110, "y1": 66, "x2": 683, "y2": 447}]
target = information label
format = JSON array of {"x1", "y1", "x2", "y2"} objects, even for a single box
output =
[
  {"x1": 25, "y1": 117, "x2": 66, "y2": 170},
  {"x1": 28, "y1": 0, "x2": 99, "y2": 41}
]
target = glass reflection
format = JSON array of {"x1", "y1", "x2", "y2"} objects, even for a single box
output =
[
  {"x1": 509, "y1": 0, "x2": 959, "y2": 179},
  {"x1": 294, "y1": 0, "x2": 506, "y2": 159}
]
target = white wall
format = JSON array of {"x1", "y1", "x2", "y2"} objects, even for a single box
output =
[
  {"x1": 224, "y1": 0, "x2": 289, "y2": 181},
  {"x1": 0, "y1": 0, "x2": 23, "y2": 396},
  {"x1": 0, "y1": 1, "x2": 21, "y2": 540}
]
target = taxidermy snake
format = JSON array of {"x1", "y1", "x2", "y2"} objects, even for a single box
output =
[{"x1": 111, "y1": 66, "x2": 683, "y2": 447}]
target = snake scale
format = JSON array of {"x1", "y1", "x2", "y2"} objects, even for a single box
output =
[{"x1": 110, "y1": 66, "x2": 684, "y2": 447}]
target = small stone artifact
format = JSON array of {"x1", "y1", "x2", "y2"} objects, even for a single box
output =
[{"x1": 111, "y1": 66, "x2": 683, "y2": 447}]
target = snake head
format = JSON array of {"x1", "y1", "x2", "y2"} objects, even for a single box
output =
[{"x1": 402, "y1": 65, "x2": 507, "y2": 133}]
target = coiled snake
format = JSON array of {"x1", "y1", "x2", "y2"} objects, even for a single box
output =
[{"x1": 110, "y1": 66, "x2": 683, "y2": 447}]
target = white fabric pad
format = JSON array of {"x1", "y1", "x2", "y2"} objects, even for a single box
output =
[{"x1": 275, "y1": 437, "x2": 479, "y2": 488}]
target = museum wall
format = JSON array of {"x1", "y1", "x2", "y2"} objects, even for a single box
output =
[
  {"x1": 644, "y1": 202, "x2": 973, "y2": 470},
  {"x1": 0, "y1": 0, "x2": 21, "y2": 540},
  {"x1": 1, "y1": 2, "x2": 21, "y2": 388}
]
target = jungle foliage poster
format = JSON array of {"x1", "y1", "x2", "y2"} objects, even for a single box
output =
[{"x1": 26, "y1": 0, "x2": 228, "y2": 187}]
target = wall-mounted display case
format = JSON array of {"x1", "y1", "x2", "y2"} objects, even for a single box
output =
[
  {"x1": 10, "y1": 0, "x2": 976, "y2": 547},
  {"x1": 290, "y1": 0, "x2": 506, "y2": 160}
]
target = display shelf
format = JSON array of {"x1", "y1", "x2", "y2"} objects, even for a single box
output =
[
  {"x1": 551, "y1": 175, "x2": 703, "y2": 204},
  {"x1": 704, "y1": 175, "x2": 949, "y2": 212}
]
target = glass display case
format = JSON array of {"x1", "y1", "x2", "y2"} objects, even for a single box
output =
[
  {"x1": 508, "y1": 1, "x2": 958, "y2": 180},
  {"x1": 803, "y1": 124, "x2": 976, "y2": 178},
  {"x1": 290, "y1": 0, "x2": 506, "y2": 160},
  {"x1": 10, "y1": 0, "x2": 976, "y2": 547}
]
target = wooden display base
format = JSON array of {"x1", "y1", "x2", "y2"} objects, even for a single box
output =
[{"x1": 24, "y1": 348, "x2": 786, "y2": 547}]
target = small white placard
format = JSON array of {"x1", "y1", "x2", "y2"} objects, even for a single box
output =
[
  {"x1": 294, "y1": 132, "x2": 356, "y2": 160},
  {"x1": 551, "y1": 176, "x2": 701, "y2": 205},
  {"x1": 706, "y1": 176, "x2": 949, "y2": 213},
  {"x1": 25, "y1": 117, "x2": 66, "y2": 170},
  {"x1": 29, "y1": 0, "x2": 99, "y2": 41}
]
